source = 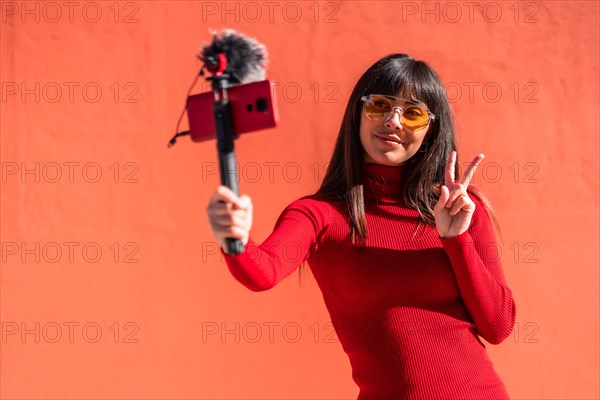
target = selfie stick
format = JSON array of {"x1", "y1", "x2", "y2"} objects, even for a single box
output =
[
  {"x1": 206, "y1": 57, "x2": 243, "y2": 254},
  {"x1": 199, "y1": 30, "x2": 268, "y2": 255}
]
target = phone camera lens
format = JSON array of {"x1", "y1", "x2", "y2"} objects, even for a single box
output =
[{"x1": 256, "y1": 98, "x2": 268, "y2": 112}]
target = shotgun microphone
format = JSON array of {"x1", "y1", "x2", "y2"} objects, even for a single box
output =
[{"x1": 197, "y1": 29, "x2": 268, "y2": 84}]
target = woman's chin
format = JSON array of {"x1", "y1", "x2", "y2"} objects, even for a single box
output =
[{"x1": 378, "y1": 151, "x2": 417, "y2": 165}]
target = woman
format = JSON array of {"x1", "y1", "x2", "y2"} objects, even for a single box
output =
[{"x1": 206, "y1": 54, "x2": 517, "y2": 399}]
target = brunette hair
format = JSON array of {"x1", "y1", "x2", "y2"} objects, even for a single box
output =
[{"x1": 298, "y1": 54, "x2": 501, "y2": 283}]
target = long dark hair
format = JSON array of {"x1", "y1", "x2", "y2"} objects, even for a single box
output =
[{"x1": 298, "y1": 54, "x2": 501, "y2": 283}]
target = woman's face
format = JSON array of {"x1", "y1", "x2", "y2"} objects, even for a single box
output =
[{"x1": 359, "y1": 94, "x2": 431, "y2": 166}]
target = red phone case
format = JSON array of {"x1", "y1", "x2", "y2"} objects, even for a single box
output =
[{"x1": 186, "y1": 80, "x2": 279, "y2": 142}]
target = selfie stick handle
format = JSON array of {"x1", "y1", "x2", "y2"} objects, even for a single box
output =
[{"x1": 213, "y1": 77, "x2": 245, "y2": 255}]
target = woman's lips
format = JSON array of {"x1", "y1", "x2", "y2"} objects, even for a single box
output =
[{"x1": 375, "y1": 134, "x2": 404, "y2": 147}]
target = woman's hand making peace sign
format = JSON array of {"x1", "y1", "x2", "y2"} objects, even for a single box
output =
[{"x1": 434, "y1": 151, "x2": 485, "y2": 238}]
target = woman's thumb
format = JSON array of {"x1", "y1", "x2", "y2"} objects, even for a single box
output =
[{"x1": 235, "y1": 194, "x2": 252, "y2": 210}]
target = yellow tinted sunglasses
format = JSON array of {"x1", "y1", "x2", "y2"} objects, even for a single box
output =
[{"x1": 361, "y1": 94, "x2": 435, "y2": 131}]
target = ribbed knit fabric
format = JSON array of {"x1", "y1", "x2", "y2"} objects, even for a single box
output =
[{"x1": 221, "y1": 161, "x2": 517, "y2": 400}]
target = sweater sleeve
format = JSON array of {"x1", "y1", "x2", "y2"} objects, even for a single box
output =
[
  {"x1": 219, "y1": 197, "x2": 324, "y2": 292},
  {"x1": 439, "y1": 191, "x2": 517, "y2": 344}
]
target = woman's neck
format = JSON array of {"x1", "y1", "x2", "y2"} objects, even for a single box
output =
[{"x1": 362, "y1": 162, "x2": 406, "y2": 201}]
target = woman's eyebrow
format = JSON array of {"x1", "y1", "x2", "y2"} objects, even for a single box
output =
[
  {"x1": 386, "y1": 94, "x2": 420, "y2": 104},
  {"x1": 402, "y1": 98, "x2": 423, "y2": 106}
]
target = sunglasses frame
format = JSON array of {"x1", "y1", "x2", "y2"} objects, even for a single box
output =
[{"x1": 360, "y1": 94, "x2": 436, "y2": 129}]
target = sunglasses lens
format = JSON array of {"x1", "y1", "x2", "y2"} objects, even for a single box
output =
[
  {"x1": 364, "y1": 95, "x2": 432, "y2": 129},
  {"x1": 402, "y1": 106, "x2": 430, "y2": 129},
  {"x1": 365, "y1": 97, "x2": 392, "y2": 121}
]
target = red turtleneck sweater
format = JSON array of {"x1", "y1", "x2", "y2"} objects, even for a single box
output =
[{"x1": 220, "y1": 162, "x2": 516, "y2": 399}]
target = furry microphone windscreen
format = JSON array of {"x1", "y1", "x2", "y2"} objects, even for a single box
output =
[{"x1": 198, "y1": 29, "x2": 268, "y2": 84}]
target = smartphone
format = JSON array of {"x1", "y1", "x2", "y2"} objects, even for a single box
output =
[{"x1": 186, "y1": 79, "x2": 279, "y2": 142}]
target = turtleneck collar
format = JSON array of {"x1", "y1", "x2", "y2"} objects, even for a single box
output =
[{"x1": 362, "y1": 162, "x2": 406, "y2": 201}]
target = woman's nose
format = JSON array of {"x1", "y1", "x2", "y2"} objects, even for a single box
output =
[{"x1": 384, "y1": 108, "x2": 404, "y2": 131}]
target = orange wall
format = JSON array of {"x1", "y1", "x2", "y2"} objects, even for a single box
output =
[{"x1": 1, "y1": 1, "x2": 598, "y2": 399}]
